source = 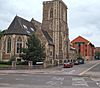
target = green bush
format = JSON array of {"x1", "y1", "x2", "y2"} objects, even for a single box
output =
[
  {"x1": 0, "y1": 61, "x2": 11, "y2": 65},
  {"x1": 17, "y1": 61, "x2": 28, "y2": 65}
]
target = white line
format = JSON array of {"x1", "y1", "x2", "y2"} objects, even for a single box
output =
[
  {"x1": 15, "y1": 78, "x2": 24, "y2": 80},
  {"x1": 96, "y1": 82, "x2": 100, "y2": 86},
  {"x1": 0, "y1": 83, "x2": 10, "y2": 86},
  {"x1": 46, "y1": 81, "x2": 57, "y2": 86},
  {"x1": 72, "y1": 77, "x2": 88, "y2": 87},
  {"x1": 22, "y1": 74, "x2": 28, "y2": 76},
  {"x1": 52, "y1": 76, "x2": 64, "y2": 81},
  {"x1": 79, "y1": 62, "x2": 100, "y2": 75},
  {"x1": 65, "y1": 70, "x2": 76, "y2": 74},
  {"x1": 91, "y1": 78, "x2": 100, "y2": 81}
]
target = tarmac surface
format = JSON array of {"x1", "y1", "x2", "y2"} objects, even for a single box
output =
[{"x1": 0, "y1": 60, "x2": 100, "y2": 77}]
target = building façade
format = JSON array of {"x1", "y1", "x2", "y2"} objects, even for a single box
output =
[{"x1": 0, "y1": 0, "x2": 70, "y2": 67}]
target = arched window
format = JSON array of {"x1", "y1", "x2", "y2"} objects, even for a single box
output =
[
  {"x1": 16, "y1": 37, "x2": 22, "y2": 53},
  {"x1": 7, "y1": 37, "x2": 11, "y2": 53},
  {"x1": 50, "y1": 8, "x2": 53, "y2": 18}
]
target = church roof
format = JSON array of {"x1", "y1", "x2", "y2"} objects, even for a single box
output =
[
  {"x1": 4, "y1": 16, "x2": 36, "y2": 35},
  {"x1": 31, "y1": 18, "x2": 53, "y2": 45},
  {"x1": 4, "y1": 15, "x2": 53, "y2": 45},
  {"x1": 42, "y1": 29, "x2": 53, "y2": 45}
]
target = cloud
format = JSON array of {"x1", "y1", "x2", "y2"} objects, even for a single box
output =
[
  {"x1": 67, "y1": 0, "x2": 100, "y2": 46},
  {"x1": 0, "y1": 0, "x2": 100, "y2": 46}
]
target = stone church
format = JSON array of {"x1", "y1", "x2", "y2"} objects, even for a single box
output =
[{"x1": 0, "y1": 0, "x2": 70, "y2": 67}]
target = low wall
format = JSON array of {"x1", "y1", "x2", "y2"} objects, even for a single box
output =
[{"x1": 0, "y1": 65, "x2": 44, "y2": 70}]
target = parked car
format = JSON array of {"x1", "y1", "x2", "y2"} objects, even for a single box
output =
[
  {"x1": 63, "y1": 62, "x2": 73, "y2": 68},
  {"x1": 74, "y1": 60, "x2": 79, "y2": 65},
  {"x1": 77, "y1": 58, "x2": 84, "y2": 64}
]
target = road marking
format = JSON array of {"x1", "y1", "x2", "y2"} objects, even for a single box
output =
[
  {"x1": 65, "y1": 70, "x2": 76, "y2": 74},
  {"x1": 79, "y1": 62, "x2": 100, "y2": 75},
  {"x1": 91, "y1": 78, "x2": 100, "y2": 81},
  {"x1": 46, "y1": 81, "x2": 57, "y2": 86},
  {"x1": 46, "y1": 76, "x2": 64, "y2": 86},
  {"x1": 72, "y1": 77, "x2": 88, "y2": 87},
  {"x1": 96, "y1": 82, "x2": 100, "y2": 87},
  {"x1": 52, "y1": 76, "x2": 64, "y2": 81},
  {"x1": 21, "y1": 74, "x2": 29, "y2": 76},
  {"x1": 72, "y1": 77, "x2": 84, "y2": 81},
  {"x1": 0, "y1": 83, "x2": 10, "y2": 86},
  {"x1": 15, "y1": 78, "x2": 24, "y2": 81}
]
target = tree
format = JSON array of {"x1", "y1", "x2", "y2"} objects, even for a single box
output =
[
  {"x1": 0, "y1": 30, "x2": 3, "y2": 39},
  {"x1": 20, "y1": 33, "x2": 45, "y2": 64},
  {"x1": 95, "y1": 52, "x2": 100, "y2": 60},
  {"x1": 0, "y1": 30, "x2": 5, "y2": 39}
]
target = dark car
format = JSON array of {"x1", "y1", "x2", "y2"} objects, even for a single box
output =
[
  {"x1": 78, "y1": 59, "x2": 84, "y2": 64},
  {"x1": 63, "y1": 62, "x2": 73, "y2": 68},
  {"x1": 77, "y1": 58, "x2": 84, "y2": 64}
]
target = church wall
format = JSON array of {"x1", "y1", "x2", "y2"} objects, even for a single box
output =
[
  {"x1": 42, "y1": 0, "x2": 69, "y2": 66},
  {"x1": 1, "y1": 34, "x2": 28, "y2": 61}
]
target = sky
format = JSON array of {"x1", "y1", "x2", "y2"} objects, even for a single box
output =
[{"x1": 0, "y1": 0, "x2": 100, "y2": 47}]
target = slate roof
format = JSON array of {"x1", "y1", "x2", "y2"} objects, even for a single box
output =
[
  {"x1": 4, "y1": 15, "x2": 54, "y2": 45},
  {"x1": 4, "y1": 16, "x2": 36, "y2": 35},
  {"x1": 42, "y1": 29, "x2": 53, "y2": 45}
]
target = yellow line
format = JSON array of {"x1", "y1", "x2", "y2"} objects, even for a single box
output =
[{"x1": 79, "y1": 62, "x2": 100, "y2": 76}]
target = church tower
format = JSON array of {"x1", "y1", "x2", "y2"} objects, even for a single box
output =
[{"x1": 42, "y1": 0, "x2": 69, "y2": 64}]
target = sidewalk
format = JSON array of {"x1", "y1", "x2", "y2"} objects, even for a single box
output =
[{"x1": 0, "y1": 66, "x2": 63, "y2": 75}]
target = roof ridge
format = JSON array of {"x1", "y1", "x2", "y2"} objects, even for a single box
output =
[
  {"x1": 16, "y1": 16, "x2": 24, "y2": 29},
  {"x1": 78, "y1": 36, "x2": 90, "y2": 42},
  {"x1": 16, "y1": 15, "x2": 30, "y2": 22}
]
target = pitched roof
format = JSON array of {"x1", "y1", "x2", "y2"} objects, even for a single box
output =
[
  {"x1": 71, "y1": 36, "x2": 95, "y2": 47},
  {"x1": 71, "y1": 36, "x2": 90, "y2": 43},
  {"x1": 4, "y1": 16, "x2": 36, "y2": 35},
  {"x1": 42, "y1": 29, "x2": 53, "y2": 45},
  {"x1": 4, "y1": 15, "x2": 54, "y2": 45}
]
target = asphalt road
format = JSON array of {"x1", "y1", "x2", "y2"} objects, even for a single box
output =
[
  {"x1": 90, "y1": 63, "x2": 100, "y2": 72},
  {"x1": 0, "y1": 60, "x2": 100, "y2": 88},
  {"x1": 0, "y1": 74, "x2": 100, "y2": 88},
  {"x1": 59, "y1": 60, "x2": 100, "y2": 76}
]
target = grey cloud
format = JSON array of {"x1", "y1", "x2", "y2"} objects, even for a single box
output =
[{"x1": 0, "y1": 0, "x2": 100, "y2": 46}]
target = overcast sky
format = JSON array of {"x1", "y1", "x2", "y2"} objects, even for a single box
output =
[{"x1": 0, "y1": 0, "x2": 100, "y2": 47}]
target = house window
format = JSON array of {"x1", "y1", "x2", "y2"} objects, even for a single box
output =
[
  {"x1": 7, "y1": 37, "x2": 11, "y2": 53},
  {"x1": 16, "y1": 37, "x2": 22, "y2": 53},
  {"x1": 85, "y1": 49, "x2": 87, "y2": 56}
]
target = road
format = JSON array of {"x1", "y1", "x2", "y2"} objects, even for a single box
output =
[
  {"x1": 0, "y1": 74, "x2": 100, "y2": 88},
  {"x1": 0, "y1": 60, "x2": 100, "y2": 88},
  {"x1": 57, "y1": 60, "x2": 100, "y2": 75}
]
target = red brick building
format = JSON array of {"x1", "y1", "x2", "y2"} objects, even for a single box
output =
[
  {"x1": 71, "y1": 36, "x2": 95, "y2": 61},
  {"x1": 95, "y1": 47, "x2": 100, "y2": 52},
  {"x1": 95, "y1": 47, "x2": 100, "y2": 60}
]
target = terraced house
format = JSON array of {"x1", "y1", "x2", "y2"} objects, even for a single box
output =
[{"x1": 0, "y1": 0, "x2": 70, "y2": 67}]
